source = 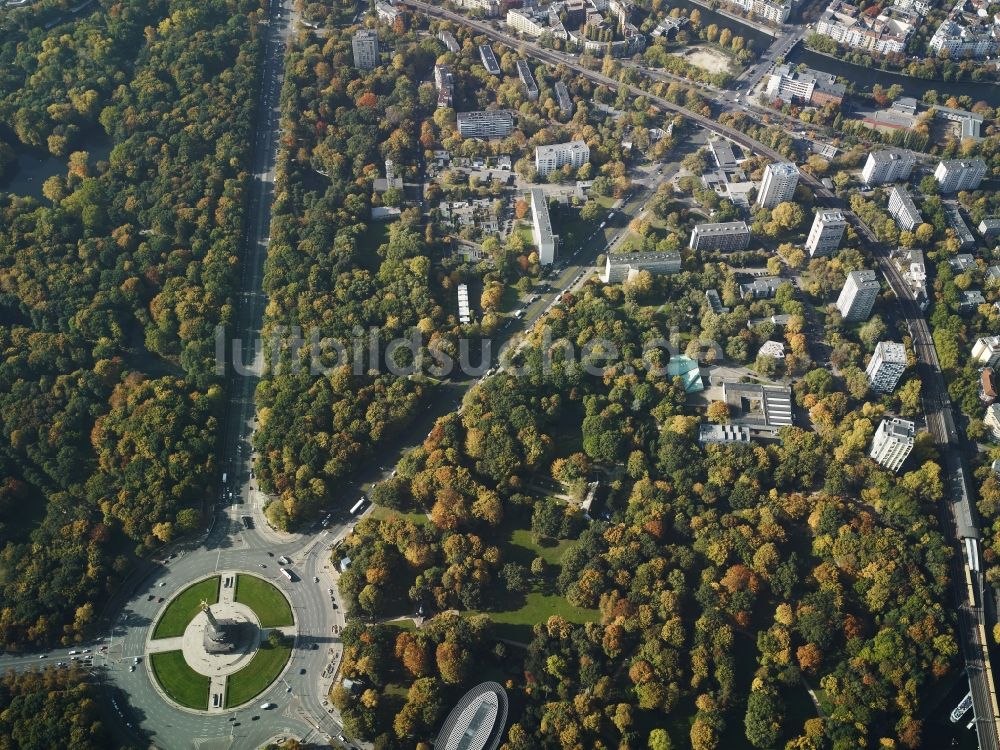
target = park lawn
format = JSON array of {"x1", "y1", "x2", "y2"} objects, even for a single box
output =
[
  {"x1": 508, "y1": 527, "x2": 577, "y2": 567},
  {"x1": 234, "y1": 575, "x2": 293, "y2": 628},
  {"x1": 224, "y1": 640, "x2": 292, "y2": 708},
  {"x1": 150, "y1": 651, "x2": 210, "y2": 710},
  {"x1": 370, "y1": 505, "x2": 429, "y2": 527},
  {"x1": 473, "y1": 591, "x2": 598, "y2": 644},
  {"x1": 152, "y1": 577, "x2": 220, "y2": 639}
]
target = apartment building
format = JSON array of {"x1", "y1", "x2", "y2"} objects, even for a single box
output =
[
  {"x1": 888, "y1": 186, "x2": 923, "y2": 231},
  {"x1": 870, "y1": 417, "x2": 915, "y2": 472},
  {"x1": 866, "y1": 341, "x2": 908, "y2": 393},
  {"x1": 529, "y1": 188, "x2": 557, "y2": 265},
  {"x1": 930, "y1": 17, "x2": 999, "y2": 58},
  {"x1": 351, "y1": 29, "x2": 379, "y2": 70},
  {"x1": 837, "y1": 269, "x2": 880, "y2": 322},
  {"x1": 757, "y1": 162, "x2": 799, "y2": 208},
  {"x1": 555, "y1": 81, "x2": 572, "y2": 117},
  {"x1": 515, "y1": 60, "x2": 539, "y2": 101},
  {"x1": 456, "y1": 110, "x2": 514, "y2": 139},
  {"x1": 434, "y1": 65, "x2": 455, "y2": 108},
  {"x1": 862, "y1": 148, "x2": 916, "y2": 185},
  {"x1": 815, "y1": 0, "x2": 914, "y2": 54},
  {"x1": 973, "y1": 336, "x2": 1000, "y2": 367},
  {"x1": 934, "y1": 158, "x2": 987, "y2": 192},
  {"x1": 479, "y1": 44, "x2": 501, "y2": 75},
  {"x1": 535, "y1": 140, "x2": 590, "y2": 177},
  {"x1": 805, "y1": 209, "x2": 847, "y2": 257},
  {"x1": 689, "y1": 221, "x2": 752, "y2": 252},
  {"x1": 506, "y1": 8, "x2": 547, "y2": 36},
  {"x1": 438, "y1": 30, "x2": 460, "y2": 53}
]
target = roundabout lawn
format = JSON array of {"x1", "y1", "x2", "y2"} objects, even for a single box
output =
[
  {"x1": 152, "y1": 577, "x2": 220, "y2": 639},
  {"x1": 224, "y1": 640, "x2": 292, "y2": 708},
  {"x1": 150, "y1": 651, "x2": 211, "y2": 710},
  {"x1": 234, "y1": 574, "x2": 293, "y2": 627}
]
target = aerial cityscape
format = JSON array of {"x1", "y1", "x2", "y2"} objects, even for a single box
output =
[{"x1": 0, "y1": 0, "x2": 999, "y2": 748}]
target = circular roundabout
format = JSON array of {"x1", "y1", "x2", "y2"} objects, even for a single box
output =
[{"x1": 145, "y1": 572, "x2": 296, "y2": 712}]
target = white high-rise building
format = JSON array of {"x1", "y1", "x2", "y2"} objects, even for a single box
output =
[
  {"x1": 805, "y1": 209, "x2": 847, "y2": 257},
  {"x1": 934, "y1": 158, "x2": 987, "y2": 193},
  {"x1": 861, "y1": 149, "x2": 915, "y2": 186},
  {"x1": 535, "y1": 141, "x2": 590, "y2": 177},
  {"x1": 973, "y1": 336, "x2": 1000, "y2": 368},
  {"x1": 986, "y1": 404, "x2": 1000, "y2": 440},
  {"x1": 529, "y1": 188, "x2": 557, "y2": 265},
  {"x1": 837, "y1": 269, "x2": 880, "y2": 322},
  {"x1": 352, "y1": 29, "x2": 379, "y2": 70},
  {"x1": 888, "y1": 186, "x2": 922, "y2": 232},
  {"x1": 456, "y1": 110, "x2": 514, "y2": 139},
  {"x1": 865, "y1": 341, "x2": 907, "y2": 393},
  {"x1": 870, "y1": 417, "x2": 915, "y2": 473},
  {"x1": 757, "y1": 162, "x2": 800, "y2": 209}
]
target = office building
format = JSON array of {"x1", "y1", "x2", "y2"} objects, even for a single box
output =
[
  {"x1": 689, "y1": 221, "x2": 751, "y2": 252},
  {"x1": 600, "y1": 251, "x2": 681, "y2": 283},
  {"x1": 516, "y1": 60, "x2": 539, "y2": 101},
  {"x1": 866, "y1": 341, "x2": 907, "y2": 393},
  {"x1": 837, "y1": 269, "x2": 880, "y2": 322},
  {"x1": 987, "y1": 404, "x2": 1000, "y2": 440},
  {"x1": 764, "y1": 64, "x2": 845, "y2": 106},
  {"x1": 352, "y1": 29, "x2": 380, "y2": 70},
  {"x1": 529, "y1": 188, "x2": 557, "y2": 265},
  {"x1": 535, "y1": 140, "x2": 590, "y2": 177},
  {"x1": 974, "y1": 336, "x2": 1000, "y2": 368},
  {"x1": 699, "y1": 424, "x2": 751, "y2": 444},
  {"x1": 888, "y1": 186, "x2": 922, "y2": 231},
  {"x1": 805, "y1": 209, "x2": 847, "y2": 257},
  {"x1": 456, "y1": 110, "x2": 514, "y2": 139},
  {"x1": 862, "y1": 148, "x2": 916, "y2": 186},
  {"x1": 934, "y1": 158, "x2": 987, "y2": 193},
  {"x1": 870, "y1": 417, "x2": 915, "y2": 472},
  {"x1": 757, "y1": 162, "x2": 799, "y2": 208},
  {"x1": 979, "y1": 218, "x2": 1000, "y2": 238}
]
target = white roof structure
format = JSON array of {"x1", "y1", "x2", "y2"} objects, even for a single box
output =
[
  {"x1": 758, "y1": 340, "x2": 786, "y2": 359},
  {"x1": 457, "y1": 283, "x2": 471, "y2": 325}
]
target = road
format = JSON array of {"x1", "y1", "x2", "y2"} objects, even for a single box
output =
[{"x1": 398, "y1": 2, "x2": 1000, "y2": 746}]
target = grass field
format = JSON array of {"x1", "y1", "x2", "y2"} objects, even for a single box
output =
[
  {"x1": 152, "y1": 577, "x2": 220, "y2": 639},
  {"x1": 150, "y1": 651, "x2": 210, "y2": 710},
  {"x1": 224, "y1": 641, "x2": 292, "y2": 708},
  {"x1": 369, "y1": 506, "x2": 429, "y2": 527},
  {"x1": 234, "y1": 575, "x2": 293, "y2": 628}
]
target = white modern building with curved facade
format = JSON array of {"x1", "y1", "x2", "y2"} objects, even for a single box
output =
[{"x1": 435, "y1": 682, "x2": 509, "y2": 750}]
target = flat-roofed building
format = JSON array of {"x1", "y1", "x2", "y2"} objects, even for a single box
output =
[
  {"x1": 866, "y1": 341, "x2": 907, "y2": 393},
  {"x1": 352, "y1": 29, "x2": 379, "y2": 70},
  {"x1": 837, "y1": 269, "x2": 880, "y2": 322},
  {"x1": 862, "y1": 148, "x2": 915, "y2": 185},
  {"x1": 979, "y1": 218, "x2": 1000, "y2": 238},
  {"x1": 555, "y1": 81, "x2": 572, "y2": 116},
  {"x1": 689, "y1": 221, "x2": 751, "y2": 252},
  {"x1": 438, "y1": 30, "x2": 460, "y2": 53},
  {"x1": 600, "y1": 251, "x2": 681, "y2": 283},
  {"x1": 870, "y1": 417, "x2": 914, "y2": 472},
  {"x1": 434, "y1": 64, "x2": 455, "y2": 108},
  {"x1": 457, "y1": 110, "x2": 514, "y2": 139},
  {"x1": 974, "y1": 336, "x2": 1000, "y2": 367},
  {"x1": 478, "y1": 44, "x2": 501, "y2": 75},
  {"x1": 515, "y1": 60, "x2": 539, "y2": 101},
  {"x1": 987, "y1": 404, "x2": 1000, "y2": 440},
  {"x1": 535, "y1": 140, "x2": 590, "y2": 176},
  {"x1": 764, "y1": 64, "x2": 845, "y2": 106},
  {"x1": 757, "y1": 162, "x2": 799, "y2": 208},
  {"x1": 935, "y1": 158, "x2": 987, "y2": 192},
  {"x1": 722, "y1": 381, "x2": 794, "y2": 431},
  {"x1": 529, "y1": 188, "x2": 557, "y2": 265},
  {"x1": 888, "y1": 186, "x2": 922, "y2": 231},
  {"x1": 699, "y1": 424, "x2": 751, "y2": 444},
  {"x1": 805, "y1": 209, "x2": 847, "y2": 257}
]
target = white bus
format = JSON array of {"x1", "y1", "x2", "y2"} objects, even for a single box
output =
[
  {"x1": 279, "y1": 568, "x2": 293, "y2": 581},
  {"x1": 349, "y1": 497, "x2": 367, "y2": 515}
]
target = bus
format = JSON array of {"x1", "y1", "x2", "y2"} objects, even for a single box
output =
[
  {"x1": 349, "y1": 497, "x2": 367, "y2": 515},
  {"x1": 280, "y1": 568, "x2": 294, "y2": 582}
]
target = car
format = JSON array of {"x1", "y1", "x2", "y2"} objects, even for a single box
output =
[
  {"x1": 251, "y1": 715, "x2": 260, "y2": 721},
  {"x1": 267, "y1": 551, "x2": 274, "y2": 557},
  {"x1": 313, "y1": 576, "x2": 320, "y2": 583},
  {"x1": 299, "y1": 667, "x2": 306, "y2": 674},
  {"x1": 260, "y1": 702, "x2": 276, "y2": 710},
  {"x1": 129, "y1": 665, "x2": 135, "y2": 672},
  {"x1": 259, "y1": 563, "x2": 266, "y2": 568},
  {"x1": 69, "y1": 650, "x2": 79, "y2": 655}
]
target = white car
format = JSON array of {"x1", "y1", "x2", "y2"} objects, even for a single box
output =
[{"x1": 260, "y1": 702, "x2": 276, "y2": 710}]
